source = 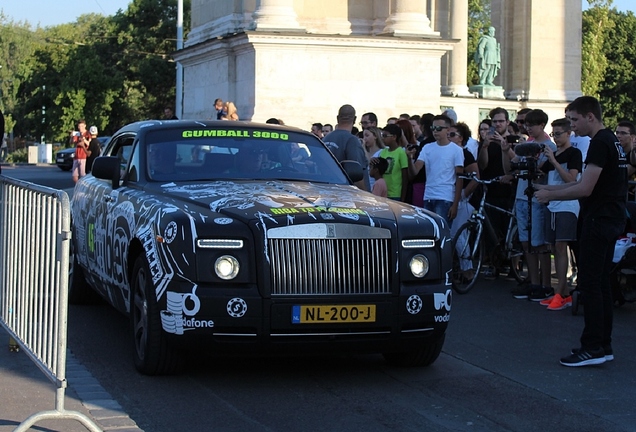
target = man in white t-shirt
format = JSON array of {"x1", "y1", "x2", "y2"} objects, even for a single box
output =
[{"x1": 408, "y1": 114, "x2": 463, "y2": 224}]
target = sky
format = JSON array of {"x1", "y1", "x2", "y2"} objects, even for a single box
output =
[
  {"x1": 1, "y1": 0, "x2": 132, "y2": 27},
  {"x1": 0, "y1": 0, "x2": 633, "y2": 28}
]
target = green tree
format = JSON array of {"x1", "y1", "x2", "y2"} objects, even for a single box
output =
[
  {"x1": 3, "y1": 0, "x2": 190, "y2": 143},
  {"x1": 595, "y1": 9, "x2": 636, "y2": 127},
  {"x1": 0, "y1": 14, "x2": 40, "y2": 135},
  {"x1": 107, "y1": 0, "x2": 190, "y2": 128},
  {"x1": 581, "y1": 0, "x2": 614, "y2": 98}
]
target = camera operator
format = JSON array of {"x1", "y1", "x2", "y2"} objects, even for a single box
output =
[
  {"x1": 504, "y1": 109, "x2": 556, "y2": 301},
  {"x1": 535, "y1": 96, "x2": 627, "y2": 367},
  {"x1": 70, "y1": 119, "x2": 92, "y2": 183},
  {"x1": 537, "y1": 118, "x2": 582, "y2": 311}
]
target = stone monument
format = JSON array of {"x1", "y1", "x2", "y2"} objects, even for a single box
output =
[{"x1": 469, "y1": 26, "x2": 504, "y2": 99}]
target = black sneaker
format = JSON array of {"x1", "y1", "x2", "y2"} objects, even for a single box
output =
[
  {"x1": 571, "y1": 346, "x2": 614, "y2": 361},
  {"x1": 528, "y1": 285, "x2": 553, "y2": 302},
  {"x1": 511, "y1": 284, "x2": 532, "y2": 299},
  {"x1": 560, "y1": 348, "x2": 606, "y2": 367}
]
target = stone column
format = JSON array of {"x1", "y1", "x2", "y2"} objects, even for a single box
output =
[
  {"x1": 382, "y1": 0, "x2": 436, "y2": 36},
  {"x1": 445, "y1": 0, "x2": 471, "y2": 96},
  {"x1": 251, "y1": 0, "x2": 304, "y2": 31}
]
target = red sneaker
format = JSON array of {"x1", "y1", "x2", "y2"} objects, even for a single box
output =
[
  {"x1": 547, "y1": 294, "x2": 572, "y2": 311},
  {"x1": 539, "y1": 295, "x2": 555, "y2": 306}
]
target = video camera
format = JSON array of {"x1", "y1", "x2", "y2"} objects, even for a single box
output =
[{"x1": 511, "y1": 142, "x2": 545, "y2": 181}]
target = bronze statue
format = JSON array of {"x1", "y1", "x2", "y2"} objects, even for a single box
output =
[{"x1": 475, "y1": 27, "x2": 501, "y2": 86}]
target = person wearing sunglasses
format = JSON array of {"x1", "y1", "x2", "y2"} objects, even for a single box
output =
[{"x1": 408, "y1": 114, "x2": 463, "y2": 224}]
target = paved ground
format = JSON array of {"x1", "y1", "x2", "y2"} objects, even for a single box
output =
[{"x1": 0, "y1": 328, "x2": 143, "y2": 432}]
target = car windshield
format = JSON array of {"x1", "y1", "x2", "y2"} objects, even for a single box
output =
[{"x1": 144, "y1": 127, "x2": 351, "y2": 184}]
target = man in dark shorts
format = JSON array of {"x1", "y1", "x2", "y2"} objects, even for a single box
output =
[{"x1": 535, "y1": 96, "x2": 627, "y2": 367}]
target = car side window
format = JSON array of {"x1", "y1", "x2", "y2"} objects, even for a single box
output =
[
  {"x1": 127, "y1": 141, "x2": 140, "y2": 182},
  {"x1": 108, "y1": 135, "x2": 136, "y2": 183}
]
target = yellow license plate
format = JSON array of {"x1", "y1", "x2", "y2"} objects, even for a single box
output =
[{"x1": 292, "y1": 305, "x2": 376, "y2": 324}]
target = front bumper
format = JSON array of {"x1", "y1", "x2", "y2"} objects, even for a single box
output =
[{"x1": 161, "y1": 282, "x2": 451, "y2": 355}]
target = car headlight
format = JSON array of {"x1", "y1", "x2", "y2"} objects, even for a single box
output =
[
  {"x1": 215, "y1": 255, "x2": 240, "y2": 280},
  {"x1": 409, "y1": 254, "x2": 429, "y2": 278}
]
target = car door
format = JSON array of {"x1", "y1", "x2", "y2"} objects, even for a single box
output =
[{"x1": 86, "y1": 133, "x2": 139, "y2": 313}]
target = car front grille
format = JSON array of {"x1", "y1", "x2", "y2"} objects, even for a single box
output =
[{"x1": 267, "y1": 224, "x2": 392, "y2": 296}]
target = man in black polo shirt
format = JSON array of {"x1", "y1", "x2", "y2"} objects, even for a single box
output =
[{"x1": 535, "y1": 96, "x2": 627, "y2": 367}]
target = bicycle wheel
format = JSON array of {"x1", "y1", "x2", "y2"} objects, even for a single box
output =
[
  {"x1": 451, "y1": 221, "x2": 483, "y2": 294},
  {"x1": 507, "y1": 223, "x2": 528, "y2": 284}
]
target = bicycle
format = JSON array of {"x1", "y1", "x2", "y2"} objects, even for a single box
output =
[{"x1": 451, "y1": 174, "x2": 527, "y2": 294}]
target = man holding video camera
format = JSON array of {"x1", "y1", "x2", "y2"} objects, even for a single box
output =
[
  {"x1": 70, "y1": 119, "x2": 92, "y2": 183},
  {"x1": 505, "y1": 109, "x2": 556, "y2": 301},
  {"x1": 535, "y1": 96, "x2": 627, "y2": 367}
]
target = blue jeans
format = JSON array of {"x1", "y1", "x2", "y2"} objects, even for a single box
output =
[
  {"x1": 578, "y1": 216, "x2": 625, "y2": 351},
  {"x1": 424, "y1": 199, "x2": 452, "y2": 225}
]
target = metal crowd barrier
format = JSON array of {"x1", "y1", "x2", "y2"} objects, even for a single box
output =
[{"x1": 0, "y1": 176, "x2": 102, "y2": 432}]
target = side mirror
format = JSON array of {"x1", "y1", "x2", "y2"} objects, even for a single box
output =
[
  {"x1": 91, "y1": 156, "x2": 121, "y2": 190},
  {"x1": 341, "y1": 160, "x2": 364, "y2": 183}
]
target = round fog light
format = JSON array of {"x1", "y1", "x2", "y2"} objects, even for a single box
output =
[
  {"x1": 215, "y1": 255, "x2": 240, "y2": 280},
  {"x1": 409, "y1": 254, "x2": 429, "y2": 278}
]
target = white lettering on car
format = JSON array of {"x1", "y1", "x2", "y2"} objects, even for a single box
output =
[
  {"x1": 434, "y1": 314, "x2": 450, "y2": 323},
  {"x1": 162, "y1": 287, "x2": 208, "y2": 334}
]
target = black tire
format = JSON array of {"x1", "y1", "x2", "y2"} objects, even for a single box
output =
[
  {"x1": 451, "y1": 222, "x2": 483, "y2": 294},
  {"x1": 68, "y1": 236, "x2": 98, "y2": 304},
  {"x1": 131, "y1": 255, "x2": 180, "y2": 375},
  {"x1": 383, "y1": 333, "x2": 446, "y2": 367},
  {"x1": 507, "y1": 224, "x2": 528, "y2": 284}
]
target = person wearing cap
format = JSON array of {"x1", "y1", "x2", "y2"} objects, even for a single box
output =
[{"x1": 85, "y1": 125, "x2": 101, "y2": 174}]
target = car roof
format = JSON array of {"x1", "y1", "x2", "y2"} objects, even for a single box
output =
[{"x1": 113, "y1": 120, "x2": 311, "y2": 137}]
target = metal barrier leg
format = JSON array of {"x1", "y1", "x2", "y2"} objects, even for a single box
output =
[
  {"x1": 13, "y1": 378, "x2": 104, "y2": 432},
  {"x1": 8, "y1": 336, "x2": 20, "y2": 352}
]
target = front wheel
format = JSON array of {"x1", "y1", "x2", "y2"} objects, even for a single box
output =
[
  {"x1": 68, "y1": 236, "x2": 98, "y2": 304},
  {"x1": 506, "y1": 223, "x2": 528, "y2": 284},
  {"x1": 451, "y1": 222, "x2": 483, "y2": 294},
  {"x1": 130, "y1": 255, "x2": 180, "y2": 375},
  {"x1": 383, "y1": 333, "x2": 446, "y2": 367}
]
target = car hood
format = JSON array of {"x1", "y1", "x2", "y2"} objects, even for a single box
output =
[{"x1": 151, "y1": 180, "x2": 445, "y2": 236}]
